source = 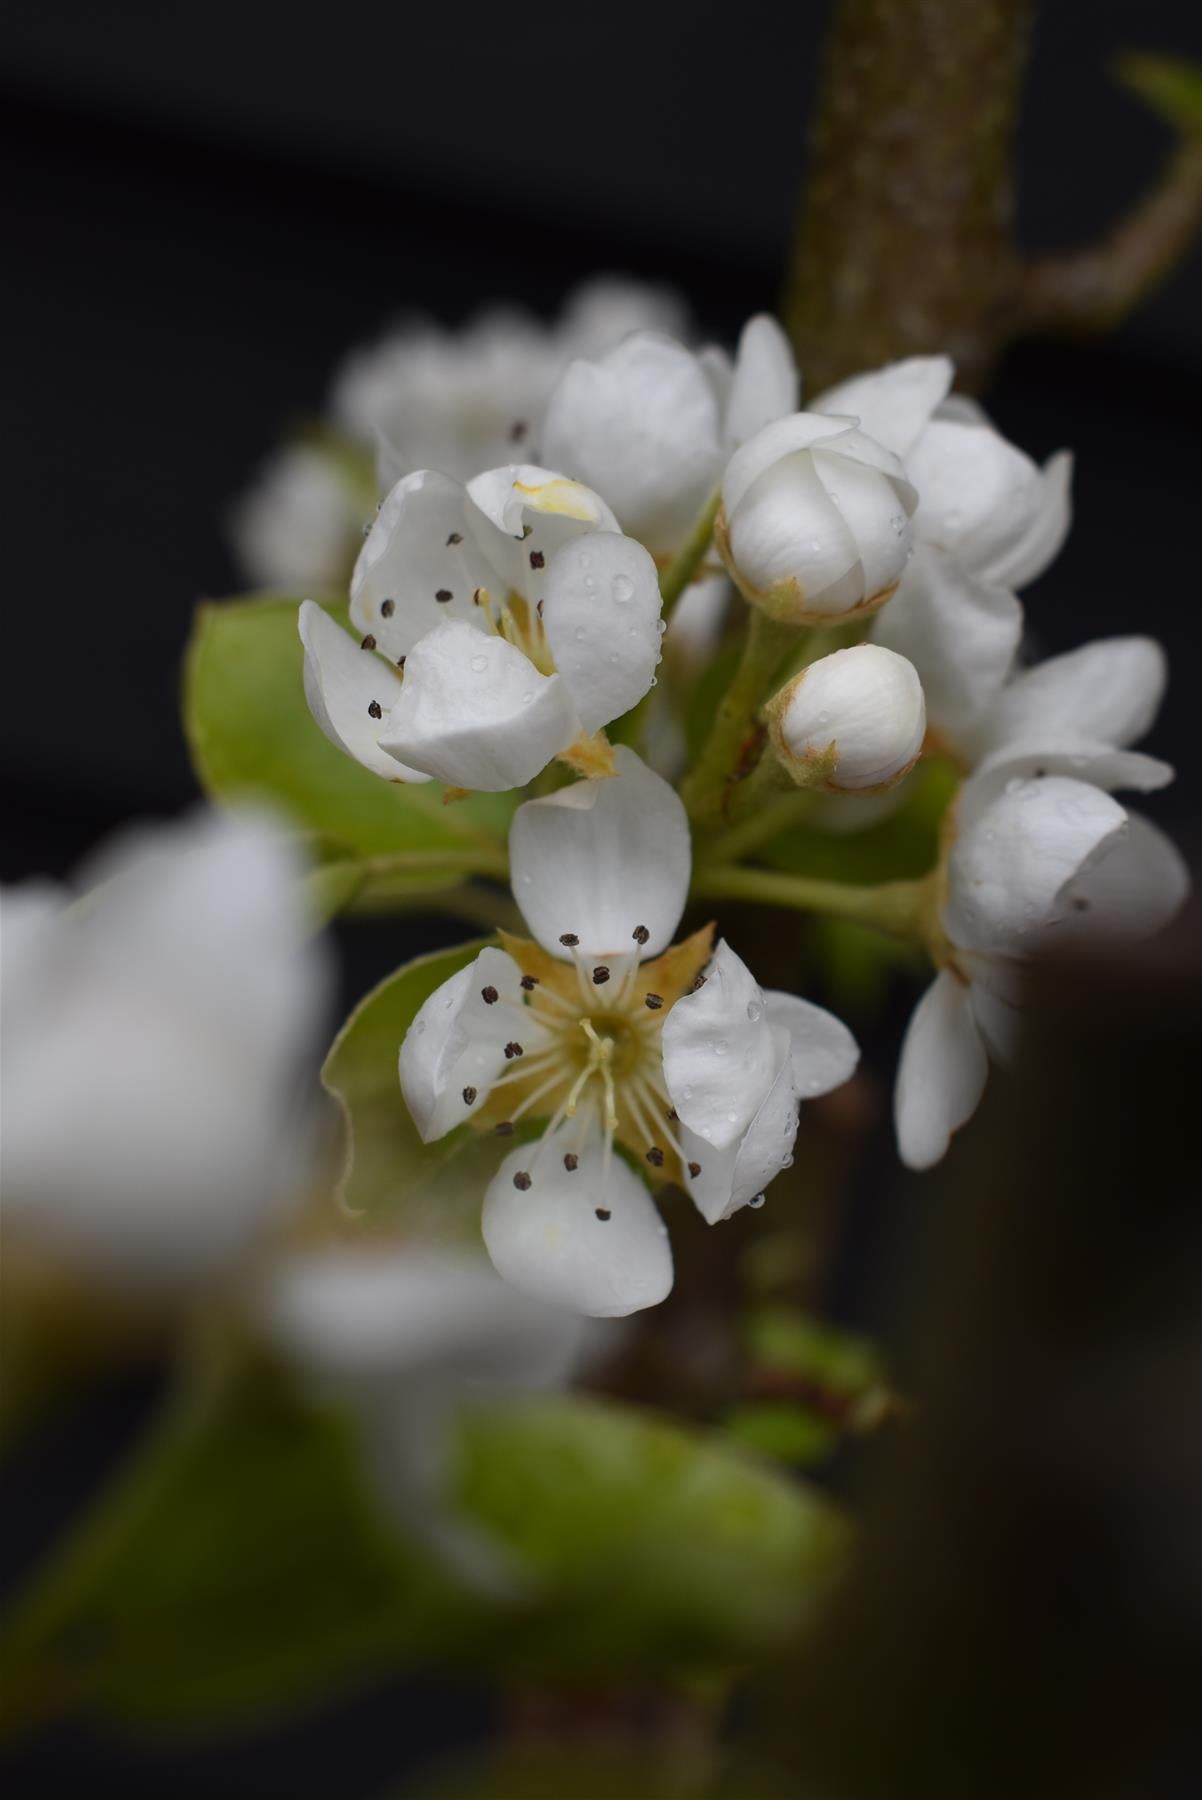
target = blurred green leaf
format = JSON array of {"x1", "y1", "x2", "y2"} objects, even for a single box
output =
[
  {"x1": 725, "y1": 1403, "x2": 836, "y2": 1468},
  {"x1": 321, "y1": 938, "x2": 510, "y2": 1230},
  {"x1": 762, "y1": 758, "x2": 957, "y2": 885},
  {"x1": 1115, "y1": 51, "x2": 1202, "y2": 134},
  {"x1": 8, "y1": 1370, "x2": 848, "y2": 1729},
  {"x1": 747, "y1": 1306, "x2": 885, "y2": 1396},
  {"x1": 183, "y1": 595, "x2": 517, "y2": 865}
]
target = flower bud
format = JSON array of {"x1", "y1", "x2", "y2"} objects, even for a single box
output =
[
  {"x1": 765, "y1": 644, "x2": 926, "y2": 792},
  {"x1": 719, "y1": 414, "x2": 916, "y2": 622}
]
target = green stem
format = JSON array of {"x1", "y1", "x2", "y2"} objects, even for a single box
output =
[
  {"x1": 680, "y1": 612, "x2": 798, "y2": 825},
  {"x1": 357, "y1": 846, "x2": 509, "y2": 882},
  {"x1": 659, "y1": 490, "x2": 722, "y2": 617},
  {"x1": 691, "y1": 863, "x2": 933, "y2": 942},
  {"x1": 706, "y1": 788, "x2": 818, "y2": 868}
]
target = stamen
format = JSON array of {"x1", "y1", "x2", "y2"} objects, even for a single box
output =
[
  {"x1": 564, "y1": 1153, "x2": 579, "y2": 1172},
  {"x1": 481, "y1": 986, "x2": 499, "y2": 1004},
  {"x1": 462, "y1": 1086, "x2": 477, "y2": 1105},
  {"x1": 594, "y1": 1207, "x2": 611, "y2": 1221},
  {"x1": 592, "y1": 965, "x2": 610, "y2": 986},
  {"x1": 559, "y1": 933, "x2": 580, "y2": 948},
  {"x1": 380, "y1": 598, "x2": 395, "y2": 617},
  {"x1": 360, "y1": 634, "x2": 377, "y2": 651},
  {"x1": 503, "y1": 1040, "x2": 524, "y2": 1059},
  {"x1": 645, "y1": 993, "x2": 663, "y2": 1011},
  {"x1": 367, "y1": 700, "x2": 383, "y2": 720},
  {"x1": 688, "y1": 1160, "x2": 702, "y2": 1178},
  {"x1": 435, "y1": 588, "x2": 453, "y2": 603},
  {"x1": 520, "y1": 974, "x2": 538, "y2": 991},
  {"x1": 446, "y1": 531, "x2": 463, "y2": 546},
  {"x1": 513, "y1": 1170, "x2": 532, "y2": 1191},
  {"x1": 632, "y1": 924, "x2": 650, "y2": 945},
  {"x1": 645, "y1": 1147, "x2": 664, "y2": 1168},
  {"x1": 529, "y1": 549, "x2": 545, "y2": 570}
]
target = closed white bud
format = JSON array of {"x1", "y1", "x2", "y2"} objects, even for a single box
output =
[
  {"x1": 765, "y1": 644, "x2": 926, "y2": 792},
  {"x1": 719, "y1": 414, "x2": 917, "y2": 622}
]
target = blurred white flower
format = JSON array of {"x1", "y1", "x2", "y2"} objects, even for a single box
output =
[
  {"x1": 766, "y1": 643, "x2": 926, "y2": 792},
  {"x1": 813, "y1": 357, "x2": 1072, "y2": 745},
  {"x1": 300, "y1": 466, "x2": 663, "y2": 792},
  {"x1": 228, "y1": 442, "x2": 366, "y2": 594},
  {"x1": 542, "y1": 315, "x2": 798, "y2": 558},
  {"x1": 259, "y1": 1243, "x2": 587, "y2": 1585},
  {"x1": 1, "y1": 810, "x2": 330, "y2": 1290},
  {"x1": 895, "y1": 774, "x2": 1188, "y2": 1169},
  {"x1": 399, "y1": 750, "x2": 858, "y2": 1316},
  {"x1": 337, "y1": 276, "x2": 691, "y2": 492},
  {"x1": 718, "y1": 414, "x2": 917, "y2": 622}
]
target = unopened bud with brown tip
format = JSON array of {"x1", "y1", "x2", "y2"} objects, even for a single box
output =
[{"x1": 765, "y1": 643, "x2": 926, "y2": 792}]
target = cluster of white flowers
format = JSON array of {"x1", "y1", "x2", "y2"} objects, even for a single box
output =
[{"x1": 292, "y1": 300, "x2": 1185, "y2": 1272}]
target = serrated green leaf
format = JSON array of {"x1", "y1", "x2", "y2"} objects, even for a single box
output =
[
  {"x1": 321, "y1": 939, "x2": 509, "y2": 1231},
  {"x1": 182, "y1": 595, "x2": 517, "y2": 864},
  {"x1": 1115, "y1": 50, "x2": 1202, "y2": 134}
]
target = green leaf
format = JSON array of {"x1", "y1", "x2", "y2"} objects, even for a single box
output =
[
  {"x1": 725, "y1": 1403, "x2": 836, "y2": 1467},
  {"x1": 762, "y1": 757, "x2": 957, "y2": 885},
  {"x1": 320, "y1": 939, "x2": 510, "y2": 1230},
  {"x1": 1115, "y1": 51, "x2": 1202, "y2": 134},
  {"x1": 183, "y1": 595, "x2": 517, "y2": 863},
  {"x1": 456, "y1": 1396, "x2": 849, "y2": 1674}
]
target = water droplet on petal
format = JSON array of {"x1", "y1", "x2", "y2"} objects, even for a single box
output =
[
  {"x1": 470, "y1": 654, "x2": 488, "y2": 673},
  {"x1": 573, "y1": 625, "x2": 586, "y2": 641},
  {"x1": 612, "y1": 573, "x2": 634, "y2": 604},
  {"x1": 748, "y1": 1193, "x2": 766, "y2": 1209},
  {"x1": 746, "y1": 998, "x2": 763, "y2": 1022},
  {"x1": 714, "y1": 1040, "x2": 729, "y2": 1057}
]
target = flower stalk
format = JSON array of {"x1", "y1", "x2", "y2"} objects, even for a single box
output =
[
  {"x1": 658, "y1": 489, "x2": 722, "y2": 616},
  {"x1": 681, "y1": 612, "x2": 800, "y2": 826},
  {"x1": 691, "y1": 863, "x2": 935, "y2": 944}
]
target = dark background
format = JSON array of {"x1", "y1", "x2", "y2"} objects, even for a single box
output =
[{"x1": 2, "y1": 2, "x2": 1201, "y2": 1794}]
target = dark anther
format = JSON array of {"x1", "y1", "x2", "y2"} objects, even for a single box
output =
[
  {"x1": 513, "y1": 1170, "x2": 532, "y2": 1191},
  {"x1": 667, "y1": 1106, "x2": 679, "y2": 1122},
  {"x1": 646, "y1": 1146, "x2": 664, "y2": 1168},
  {"x1": 537, "y1": 598, "x2": 544, "y2": 617},
  {"x1": 687, "y1": 1161, "x2": 702, "y2": 1178},
  {"x1": 520, "y1": 974, "x2": 539, "y2": 991},
  {"x1": 472, "y1": 587, "x2": 484, "y2": 605},
  {"x1": 691, "y1": 973, "x2": 708, "y2": 992},
  {"x1": 632, "y1": 924, "x2": 650, "y2": 945},
  {"x1": 367, "y1": 700, "x2": 383, "y2": 720},
  {"x1": 521, "y1": 523, "x2": 533, "y2": 539},
  {"x1": 380, "y1": 598, "x2": 395, "y2": 617},
  {"x1": 510, "y1": 421, "x2": 528, "y2": 442},
  {"x1": 563, "y1": 1153, "x2": 579, "y2": 1172},
  {"x1": 481, "y1": 985, "x2": 499, "y2": 1004},
  {"x1": 559, "y1": 932, "x2": 580, "y2": 948},
  {"x1": 594, "y1": 1207, "x2": 611, "y2": 1221},
  {"x1": 396, "y1": 656, "x2": 406, "y2": 670},
  {"x1": 462, "y1": 1086, "x2": 478, "y2": 1105},
  {"x1": 360, "y1": 634, "x2": 377, "y2": 651},
  {"x1": 1072, "y1": 896, "x2": 1091, "y2": 911},
  {"x1": 446, "y1": 531, "x2": 463, "y2": 546},
  {"x1": 495, "y1": 1121, "x2": 514, "y2": 1136},
  {"x1": 529, "y1": 549, "x2": 545, "y2": 569},
  {"x1": 645, "y1": 993, "x2": 663, "y2": 1010},
  {"x1": 504, "y1": 1040, "x2": 524, "y2": 1059},
  {"x1": 435, "y1": 588, "x2": 453, "y2": 603},
  {"x1": 592, "y1": 965, "x2": 610, "y2": 985}
]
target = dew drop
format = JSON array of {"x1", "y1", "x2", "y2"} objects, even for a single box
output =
[
  {"x1": 611, "y1": 572, "x2": 634, "y2": 604},
  {"x1": 609, "y1": 652, "x2": 620, "y2": 665},
  {"x1": 748, "y1": 1193, "x2": 766, "y2": 1210},
  {"x1": 573, "y1": 625, "x2": 586, "y2": 641},
  {"x1": 713, "y1": 1039, "x2": 729, "y2": 1057},
  {"x1": 681, "y1": 1085, "x2": 693, "y2": 1101},
  {"x1": 521, "y1": 691, "x2": 534, "y2": 705},
  {"x1": 649, "y1": 675, "x2": 658, "y2": 687},
  {"x1": 470, "y1": 654, "x2": 488, "y2": 673},
  {"x1": 746, "y1": 998, "x2": 763, "y2": 1022}
]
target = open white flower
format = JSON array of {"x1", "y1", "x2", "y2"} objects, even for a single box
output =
[
  {"x1": 398, "y1": 749, "x2": 859, "y2": 1316},
  {"x1": 229, "y1": 442, "x2": 367, "y2": 593},
  {"x1": 299, "y1": 466, "x2": 663, "y2": 792},
  {"x1": 718, "y1": 413, "x2": 917, "y2": 623},
  {"x1": 766, "y1": 643, "x2": 926, "y2": 793},
  {"x1": 260, "y1": 1244, "x2": 586, "y2": 1583},
  {"x1": 336, "y1": 277, "x2": 691, "y2": 493},
  {"x1": 896, "y1": 774, "x2": 1188, "y2": 1169},
  {"x1": 542, "y1": 315, "x2": 798, "y2": 559},
  {"x1": 813, "y1": 357, "x2": 1072, "y2": 744},
  {"x1": 1, "y1": 810, "x2": 330, "y2": 1290}
]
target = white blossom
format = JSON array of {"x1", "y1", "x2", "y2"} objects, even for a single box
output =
[
  {"x1": 718, "y1": 413, "x2": 917, "y2": 622},
  {"x1": 542, "y1": 315, "x2": 798, "y2": 558},
  {"x1": 895, "y1": 774, "x2": 1188, "y2": 1169},
  {"x1": 300, "y1": 466, "x2": 663, "y2": 792},
  {"x1": 398, "y1": 750, "x2": 859, "y2": 1316},
  {"x1": 1, "y1": 810, "x2": 331, "y2": 1290},
  {"x1": 766, "y1": 643, "x2": 926, "y2": 792},
  {"x1": 229, "y1": 442, "x2": 366, "y2": 593},
  {"x1": 336, "y1": 277, "x2": 691, "y2": 493},
  {"x1": 812, "y1": 357, "x2": 1072, "y2": 744}
]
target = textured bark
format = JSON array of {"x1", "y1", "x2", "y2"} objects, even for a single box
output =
[{"x1": 784, "y1": 0, "x2": 1034, "y2": 391}]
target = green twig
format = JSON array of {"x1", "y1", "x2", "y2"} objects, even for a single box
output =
[
  {"x1": 691, "y1": 863, "x2": 933, "y2": 942},
  {"x1": 680, "y1": 613, "x2": 799, "y2": 826},
  {"x1": 659, "y1": 491, "x2": 722, "y2": 617}
]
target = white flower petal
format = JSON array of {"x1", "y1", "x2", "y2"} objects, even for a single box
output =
[
  {"x1": 967, "y1": 974, "x2": 1023, "y2": 1065},
  {"x1": 1056, "y1": 811, "x2": 1190, "y2": 941},
  {"x1": 465, "y1": 463, "x2": 623, "y2": 608},
  {"x1": 813, "y1": 356, "x2": 953, "y2": 459},
  {"x1": 771, "y1": 644, "x2": 925, "y2": 790},
  {"x1": 894, "y1": 970, "x2": 989, "y2": 1170},
  {"x1": 509, "y1": 745, "x2": 690, "y2": 958},
  {"x1": 722, "y1": 412, "x2": 861, "y2": 518},
  {"x1": 906, "y1": 420, "x2": 1043, "y2": 574},
  {"x1": 482, "y1": 1126, "x2": 672, "y2": 1317},
  {"x1": 541, "y1": 333, "x2": 723, "y2": 552},
  {"x1": 763, "y1": 991, "x2": 860, "y2": 1097},
  {"x1": 299, "y1": 601, "x2": 428, "y2": 782},
  {"x1": 980, "y1": 450, "x2": 1073, "y2": 589},
  {"x1": 812, "y1": 446, "x2": 915, "y2": 602},
  {"x1": 945, "y1": 776, "x2": 1128, "y2": 955},
  {"x1": 723, "y1": 315, "x2": 799, "y2": 447},
  {"x1": 349, "y1": 470, "x2": 496, "y2": 659},
  {"x1": 873, "y1": 546, "x2": 1022, "y2": 748},
  {"x1": 959, "y1": 740, "x2": 1173, "y2": 830},
  {"x1": 378, "y1": 619, "x2": 580, "y2": 791},
  {"x1": 981, "y1": 637, "x2": 1167, "y2": 757},
  {"x1": 661, "y1": 939, "x2": 779, "y2": 1150},
  {"x1": 668, "y1": 572, "x2": 732, "y2": 664},
  {"x1": 399, "y1": 946, "x2": 530, "y2": 1143},
  {"x1": 681, "y1": 1030, "x2": 800, "y2": 1223},
  {"x1": 727, "y1": 451, "x2": 862, "y2": 613},
  {"x1": 260, "y1": 1246, "x2": 582, "y2": 1389},
  {"x1": 541, "y1": 530, "x2": 663, "y2": 734}
]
